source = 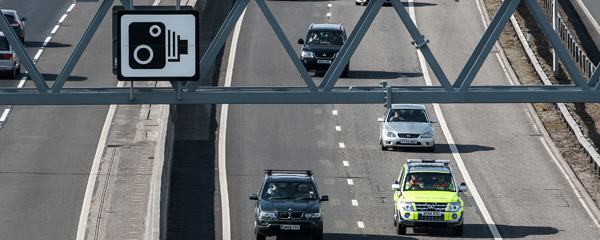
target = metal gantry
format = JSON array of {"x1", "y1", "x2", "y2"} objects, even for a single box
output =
[{"x1": 0, "y1": 0, "x2": 598, "y2": 105}]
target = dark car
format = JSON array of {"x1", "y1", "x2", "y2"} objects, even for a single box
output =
[
  {"x1": 298, "y1": 23, "x2": 349, "y2": 78},
  {"x1": 249, "y1": 170, "x2": 328, "y2": 240},
  {"x1": 1, "y1": 10, "x2": 26, "y2": 44}
]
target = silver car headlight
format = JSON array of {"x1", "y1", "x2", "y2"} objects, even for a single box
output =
[
  {"x1": 301, "y1": 51, "x2": 315, "y2": 58},
  {"x1": 400, "y1": 200, "x2": 415, "y2": 211},
  {"x1": 420, "y1": 131, "x2": 434, "y2": 138},
  {"x1": 305, "y1": 213, "x2": 321, "y2": 219},
  {"x1": 259, "y1": 211, "x2": 277, "y2": 219},
  {"x1": 448, "y1": 202, "x2": 461, "y2": 212},
  {"x1": 386, "y1": 131, "x2": 397, "y2": 138}
]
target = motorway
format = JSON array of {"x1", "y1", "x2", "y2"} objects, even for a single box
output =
[
  {"x1": 0, "y1": 0, "x2": 598, "y2": 239},
  {"x1": 220, "y1": 0, "x2": 600, "y2": 239}
]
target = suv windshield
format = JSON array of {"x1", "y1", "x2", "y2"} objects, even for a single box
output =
[
  {"x1": 262, "y1": 181, "x2": 317, "y2": 200},
  {"x1": 306, "y1": 31, "x2": 344, "y2": 45},
  {"x1": 404, "y1": 173, "x2": 455, "y2": 191},
  {"x1": 388, "y1": 109, "x2": 429, "y2": 122}
]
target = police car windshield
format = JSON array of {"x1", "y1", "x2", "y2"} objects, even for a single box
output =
[{"x1": 404, "y1": 173, "x2": 455, "y2": 191}]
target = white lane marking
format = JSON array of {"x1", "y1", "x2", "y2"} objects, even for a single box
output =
[
  {"x1": 540, "y1": 138, "x2": 600, "y2": 228},
  {"x1": 351, "y1": 200, "x2": 358, "y2": 206},
  {"x1": 220, "y1": 6, "x2": 247, "y2": 240},
  {"x1": 343, "y1": 161, "x2": 349, "y2": 166},
  {"x1": 33, "y1": 49, "x2": 44, "y2": 60},
  {"x1": 332, "y1": 110, "x2": 338, "y2": 115},
  {"x1": 327, "y1": 13, "x2": 331, "y2": 17},
  {"x1": 409, "y1": 0, "x2": 502, "y2": 239},
  {"x1": 575, "y1": 0, "x2": 600, "y2": 35},
  {"x1": 58, "y1": 14, "x2": 68, "y2": 23},
  {"x1": 335, "y1": 126, "x2": 341, "y2": 131},
  {"x1": 339, "y1": 143, "x2": 345, "y2": 148},
  {"x1": 51, "y1": 25, "x2": 59, "y2": 34},
  {"x1": 43, "y1": 37, "x2": 52, "y2": 47},
  {"x1": 67, "y1": 3, "x2": 76, "y2": 12},
  {"x1": 328, "y1": 4, "x2": 332, "y2": 8},
  {"x1": 0, "y1": 109, "x2": 9, "y2": 121},
  {"x1": 347, "y1": 179, "x2": 353, "y2": 185},
  {"x1": 357, "y1": 221, "x2": 364, "y2": 228}
]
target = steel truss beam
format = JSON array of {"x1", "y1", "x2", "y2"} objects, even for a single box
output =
[{"x1": 0, "y1": 0, "x2": 597, "y2": 105}]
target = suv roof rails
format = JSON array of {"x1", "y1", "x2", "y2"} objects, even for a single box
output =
[{"x1": 264, "y1": 169, "x2": 313, "y2": 177}]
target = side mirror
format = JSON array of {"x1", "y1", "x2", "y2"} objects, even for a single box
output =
[
  {"x1": 249, "y1": 193, "x2": 258, "y2": 200},
  {"x1": 459, "y1": 183, "x2": 468, "y2": 192},
  {"x1": 431, "y1": 119, "x2": 438, "y2": 123},
  {"x1": 321, "y1": 195, "x2": 329, "y2": 201},
  {"x1": 378, "y1": 117, "x2": 384, "y2": 122},
  {"x1": 298, "y1": 38, "x2": 304, "y2": 44},
  {"x1": 392, "y1": 183, "x2": 401, "y2": 190},
  {"x1": 21, "y1": 17, "x2": 27, "y2": 21}
]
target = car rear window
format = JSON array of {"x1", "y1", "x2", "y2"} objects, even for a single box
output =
[
  {"x1": 0, "y1": 37, "x2": 9, "y2": 51},
  {"x1": 4, "y1": 15, "x2": 15, "y2": 23}
]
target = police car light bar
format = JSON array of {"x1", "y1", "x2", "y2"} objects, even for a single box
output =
[{"x1": 406, "y1": 159, "x2": 450, "y2": 164}]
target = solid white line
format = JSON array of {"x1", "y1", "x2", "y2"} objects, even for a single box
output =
[
  {"x1": 0, "y1": 109, "x2": 9, "y2": 121},
  {"x1": 409, "y1": 0, "x2": 502, "y2": 239},
  {"x1": 220, "y1": 7, "x2": 247, "y2": 240},
  {"x1": 76, "y1": 87, "x2": 121, "y2": 240},
  {"x1": 351, "y1": 200, "x2": 358, "y2": 206},
  {"x1": 540, "y1": 138, "x2": 600, "y2": 228},
  {"x1": 575, "y1": 0, "x2": 600, "y2": 35},
  {"x1": 343, "y1": 161, "x2": 349, "y2": 166}
]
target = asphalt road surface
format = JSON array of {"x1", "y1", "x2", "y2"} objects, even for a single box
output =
[{"x1": 216, "y1": 0, "x2": 600, "y2": 239}]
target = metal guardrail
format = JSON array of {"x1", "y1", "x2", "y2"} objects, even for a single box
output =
[{"x1": 510, "y1": 5, "x2": 600, "y2": 174}]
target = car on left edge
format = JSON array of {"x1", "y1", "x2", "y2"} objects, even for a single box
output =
[
  {"x1": 250, "y1": 170, "x2": 328, "y2": 240},
  {"x1": 0, "y1": 32, "x2": 21, "y2": 79},
  {"x1": 1, "y1": 9, "x2": 26, "y2": 43}
]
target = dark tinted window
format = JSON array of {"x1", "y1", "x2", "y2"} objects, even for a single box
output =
[{"x1": 4, "y1": 15, "x2": 15, "y2": 23}]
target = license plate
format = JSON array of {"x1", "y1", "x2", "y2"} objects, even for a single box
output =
[
  {"x1": 422, "y1": 211, "x2": 441, "y2": 216},
  {"x1": 280, "y1": 225, "x2": 300, "y2": 230},
  {"x1": 317, "y1": 60, "x2": 332, "y2": 64},
  {"x1": 400, "y1": 139, "x2": 417, "y2": 144}
]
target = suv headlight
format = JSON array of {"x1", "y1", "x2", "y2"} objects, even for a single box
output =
[
  {"x1": 448, "y1": 202, "x2": 461, "y2": 212},
  {"x1": 305, "y1": 213, "x2": 321, "y2": 219},
  {"x1": 386, "y1": 131, "x2": 397, "y2": 138},
  {"x1": 301, "y1": 51, "x2": 315, "y2": 58},
  {"x1": 259, "y1": 211, "x2": 277, "y2": 219},
  {"x1": 420, "y1": 131, "x2": 434, "y2": 138},
  {"x1": 400, "y1": 200, "x2": 415, "y2": 211}
]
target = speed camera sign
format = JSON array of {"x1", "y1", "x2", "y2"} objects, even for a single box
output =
[{"x1": 117, "y1": 10, "x2": 199, "y2": 81}]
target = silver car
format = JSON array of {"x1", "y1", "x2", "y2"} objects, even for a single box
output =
[
  {"x1": 0, "y1": 32, "x2": 21, "y2": 79},
  {"x1": 378, "y1": 104, "x2": 437, "y2": 151}
]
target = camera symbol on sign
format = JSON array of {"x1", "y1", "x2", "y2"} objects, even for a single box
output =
[{"x1": 128, "y1": 22, "x2": 188, "y2": 69}]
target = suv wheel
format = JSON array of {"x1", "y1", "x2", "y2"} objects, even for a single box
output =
[
  {"x1": 396, "y1": 224, "x2": 406, "y2": 235},
  {"x1": 453, "y1": 223, "x2": 463, "y2": 236}
]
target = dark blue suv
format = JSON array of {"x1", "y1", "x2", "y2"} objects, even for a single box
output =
[
  {"x1": 297, "y1": 23, "x2": 349, "y2": 78},
  {"x1": 249, "y1": 170, "x2": 328, "y2": 240}
]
